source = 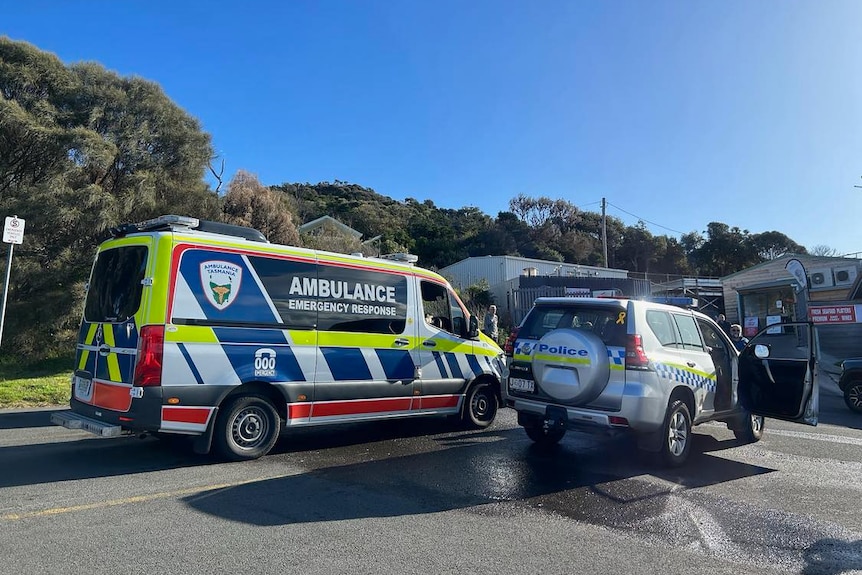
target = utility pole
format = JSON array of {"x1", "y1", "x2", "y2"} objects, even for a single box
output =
[{"x1": 601, "y1": 197, "x2": 608, "y2": 268}]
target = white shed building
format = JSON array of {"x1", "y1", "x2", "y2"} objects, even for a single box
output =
[{"x1": 439, "y1": 255, "x2": 628, "y2": 317}]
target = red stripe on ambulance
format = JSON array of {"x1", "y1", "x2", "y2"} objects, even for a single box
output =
[
  {"x1": 161, "y1": 406, "x2": 212, "y2": 424},
  {"x1": 415, "y1": 395, "x2": 460, "y2": 410},
  {"x1": 311, "y1": 397, "x2": 413, "y2": 417},
  {"x1": 288, "y1": 403, "x2": 312, "y2": 419}
]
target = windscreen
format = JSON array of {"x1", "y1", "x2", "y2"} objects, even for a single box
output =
[{"x1": 83, "y1": 246, "x2": 148, "y2": 323}]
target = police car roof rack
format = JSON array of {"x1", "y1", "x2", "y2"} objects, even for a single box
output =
[{"x1": 110, "y1": 215, "x2": 269, "y2": 243}]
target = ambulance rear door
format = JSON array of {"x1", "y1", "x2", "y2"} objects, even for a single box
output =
[{"x1": 73, "y1": 237, "x2": 152, "y2": 412}]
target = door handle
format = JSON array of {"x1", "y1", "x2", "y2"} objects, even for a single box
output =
[
  {"x1": 393, "y1": 338, "x2": 409, "y2": 347},
  {"x1": 422, "y1": 340, "x2": 437, "y2": 348},
  {"x1": 687, "y1": 361, "x2": 696, "y2": 368}
]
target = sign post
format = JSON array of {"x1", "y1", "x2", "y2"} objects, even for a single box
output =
[{"x1": 0, "y1": 216, "x2": 25, "y2": 347}]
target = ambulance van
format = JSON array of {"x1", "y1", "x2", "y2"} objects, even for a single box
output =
[{"x1": 52, "y1": 215, "x2": 504, "y2": 460}]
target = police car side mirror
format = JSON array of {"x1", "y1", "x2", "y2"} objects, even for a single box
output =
[
  {"x1": 754, "y1": 344, "x2": 770, "y2": 359},
  {"x1": 468, "y1": 316, "x2": 480, "y2": 339}
]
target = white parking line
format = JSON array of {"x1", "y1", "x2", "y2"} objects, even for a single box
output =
[{"x1": 763, "y1": 428, "x2": 862, "y2": 447}]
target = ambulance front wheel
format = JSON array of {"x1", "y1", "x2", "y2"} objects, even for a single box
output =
[
  {"x1": 214, "y1": 395, "x2": 281, "y2": 461},
  {"x1": 463, "y1": 381, "x2": 498, "y2": 428}
]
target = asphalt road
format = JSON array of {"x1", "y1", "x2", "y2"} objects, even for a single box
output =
[{"x1": 1, "y1": 382, "x2": 860, "y2": 575}]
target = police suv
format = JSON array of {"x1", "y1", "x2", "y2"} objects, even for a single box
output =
[
  {"x1": 502, "y1": 297, "x2": 820, "y2": 466},
  {"x1": 52, "y1": 215, "x2": 504, "y2": 460}
]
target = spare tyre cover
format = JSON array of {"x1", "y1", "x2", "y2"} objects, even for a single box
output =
[{"x1": 530, "y1": 328, "x2": 610, "y2": 404}]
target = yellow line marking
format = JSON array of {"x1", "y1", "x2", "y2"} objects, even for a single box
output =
[{"x1": 0, "y1": 473, "x2": 293, "y2": 521}]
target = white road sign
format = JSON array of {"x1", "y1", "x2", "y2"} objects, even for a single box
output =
[{"x1": 3, "y1": 216, "x2": 25, "y2": 245}]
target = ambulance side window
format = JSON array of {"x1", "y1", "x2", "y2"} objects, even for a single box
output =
[
  {"x1": 420, "y1": 281, "x2": 466, "y2": 337},
  {"x1": 315, "y1": 266, "x2": 408, "y2": 334},
  {"x1": 246, "y1": 257, "x2": 408, "y2": 333}
]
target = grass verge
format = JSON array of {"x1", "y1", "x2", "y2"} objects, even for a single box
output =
[{"x1": 0, "y1": 357, "x2": 73, "y2": 409}]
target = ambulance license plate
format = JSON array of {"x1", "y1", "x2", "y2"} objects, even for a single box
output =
[
  {"x1": 74, "y1": 375, "x2": 92, "y2": 399},
  {"x1": 509, "y1": 377, "x2": 535, "y2": 393}
]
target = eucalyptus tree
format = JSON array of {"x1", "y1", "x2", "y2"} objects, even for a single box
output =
[
  {"x1": 223, "y1": 170, "x2": 299, "y2": 246},
  {"x1": 0, "y1": 38, "x2": 218, "y2": 358}
]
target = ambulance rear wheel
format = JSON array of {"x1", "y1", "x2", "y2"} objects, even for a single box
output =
[
  {"x1": 463, "y1": 381, "x2": 498, "y2": 428},
  {"x1": 214, "y1": 395, "x2": 281, "y2": 461}
]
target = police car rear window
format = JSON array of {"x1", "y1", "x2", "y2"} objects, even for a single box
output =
[
  {"x1": 84, "y1": 246, "x2": 148, "y2": 323},
  {"x1": 520, "y1": 306, "x2": 626, "y2": 347}
]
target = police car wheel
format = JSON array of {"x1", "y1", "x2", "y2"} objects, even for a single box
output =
[
  {"x1": 732, "y1": 412, "x2": 765, "y2": 443},
  {"x1": 524, "y1": 425, "x2": 565, "y2": 446},
  {"x1": 660, "y1": 400, "x2": 692, "y2": 467},
  {"x1": 844, "y1": 381, "x2": 862, "y2": 414},
  {"x1": 214, "y1": 395, "x2": 281, "y2": 461},
  {"x1": 463, "y1": 381, "x2": 498, "y2": 428}
]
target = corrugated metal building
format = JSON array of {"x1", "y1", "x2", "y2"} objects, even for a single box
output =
[{"x1": 439, "y1": 255, "x2": 630, "y2": 320}]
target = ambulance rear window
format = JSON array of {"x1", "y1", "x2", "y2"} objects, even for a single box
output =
[{"x1": 84, "y1": 246, "x2": 148, "y2": 323}]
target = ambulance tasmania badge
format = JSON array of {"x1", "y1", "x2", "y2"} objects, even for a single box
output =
[{"x1": 200, "y1": 261, "x2": 243, "y2": 310}]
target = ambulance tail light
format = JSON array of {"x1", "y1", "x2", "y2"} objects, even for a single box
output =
[
  {"x1": 133, "y1": 326, "x2": 164, "y2": 387},
  {"x1": 625, "y1": 334, "x2": 651, "y2": 370},
  {"x1": 503, "y1": 327, "x2": 520, "y2": 357}
]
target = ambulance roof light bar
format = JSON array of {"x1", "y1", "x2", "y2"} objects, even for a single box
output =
[
  {"x1": 110, "y1": 215, "x2": 269, "y2": 243},
  {"x1": 379, "y1": 252, "x2": 419, "y2": 264}
]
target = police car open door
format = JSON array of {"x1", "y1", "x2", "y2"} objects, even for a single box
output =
[{"x1": 737, "y1": 321, "x2": 818, "y2": 425}]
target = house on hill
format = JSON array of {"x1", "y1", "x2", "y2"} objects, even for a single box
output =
[
  {"x1": 298, "y1": 215, "x2": 381, "y2": 255},
  {"x1": 298, "y1": 215, "x2": 363, "y2": 241}
]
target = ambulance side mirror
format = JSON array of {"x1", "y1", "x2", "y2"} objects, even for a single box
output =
[{"x1": 468, "y1": 315, "x2": 480, "y2": 339}]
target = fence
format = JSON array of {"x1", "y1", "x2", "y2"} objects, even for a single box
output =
[{"x1": 508, "y1": 286, "x2": 569, "y2": 326}]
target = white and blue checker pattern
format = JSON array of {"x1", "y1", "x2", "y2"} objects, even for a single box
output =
[
  {"x1": 654, "y1": 362, "x2": 716, "y2": 393},
  {"x1": 607, "y1": 347, "x2": 625, "y2": 367}
]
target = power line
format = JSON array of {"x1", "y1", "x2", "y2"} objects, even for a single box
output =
[{"x1": 605, "y1": 201, "x2": 688, "y2": 235}]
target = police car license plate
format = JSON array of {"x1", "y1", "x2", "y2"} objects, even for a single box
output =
[
  {"x1": 73, "y1": 375, "x2": 92, "y2": 399},
  {"x1": 509, "y1": 377, "x2": 535, "y2": 393}
]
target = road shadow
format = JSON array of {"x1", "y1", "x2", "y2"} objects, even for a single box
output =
[
  {"x1": 0, "y1": 410, "x2": 771, "y2": 512},
  {"x1": 184, "y1": 425, "x2": 775, "y2": 528},
  {"x1": 0, "y1": 408, "x2": 66, "y2": 430},
  {"x1": 0, "y1": 411, "x2": 473, "y2": 489},
  {"x1": 803, "y1": 538, "x2": 862, "y2": 575},
  {"x1": 0, "y1": 434, "x2": 212, "y2": 488}
]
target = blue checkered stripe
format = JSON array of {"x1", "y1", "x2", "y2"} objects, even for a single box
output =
[
  {"x1": 654, "y1": 362, "x2": 716, "y2": 393},
  {"x1": 607, "y1": 347, "x2": 625, "y2": 367}
]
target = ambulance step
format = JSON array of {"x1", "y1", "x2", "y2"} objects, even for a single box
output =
[{"x1": 50, "y1": 411, "x2": 123, "y2": 437}]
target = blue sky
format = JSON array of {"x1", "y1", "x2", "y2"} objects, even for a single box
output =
[{"x1": 4, "y1": 1, "x2": 862, "y2": 255}]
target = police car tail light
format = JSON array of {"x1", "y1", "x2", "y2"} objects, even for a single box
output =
[
  {"x1": 503, "y1": 327, "x2": 520, "y2": 357},
  {"x1": 625, "y1": 334, "x2": 650, "y2": 370},
  {"x1": 133, "y1": 326, "x2": 165, "y2": 387}
]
